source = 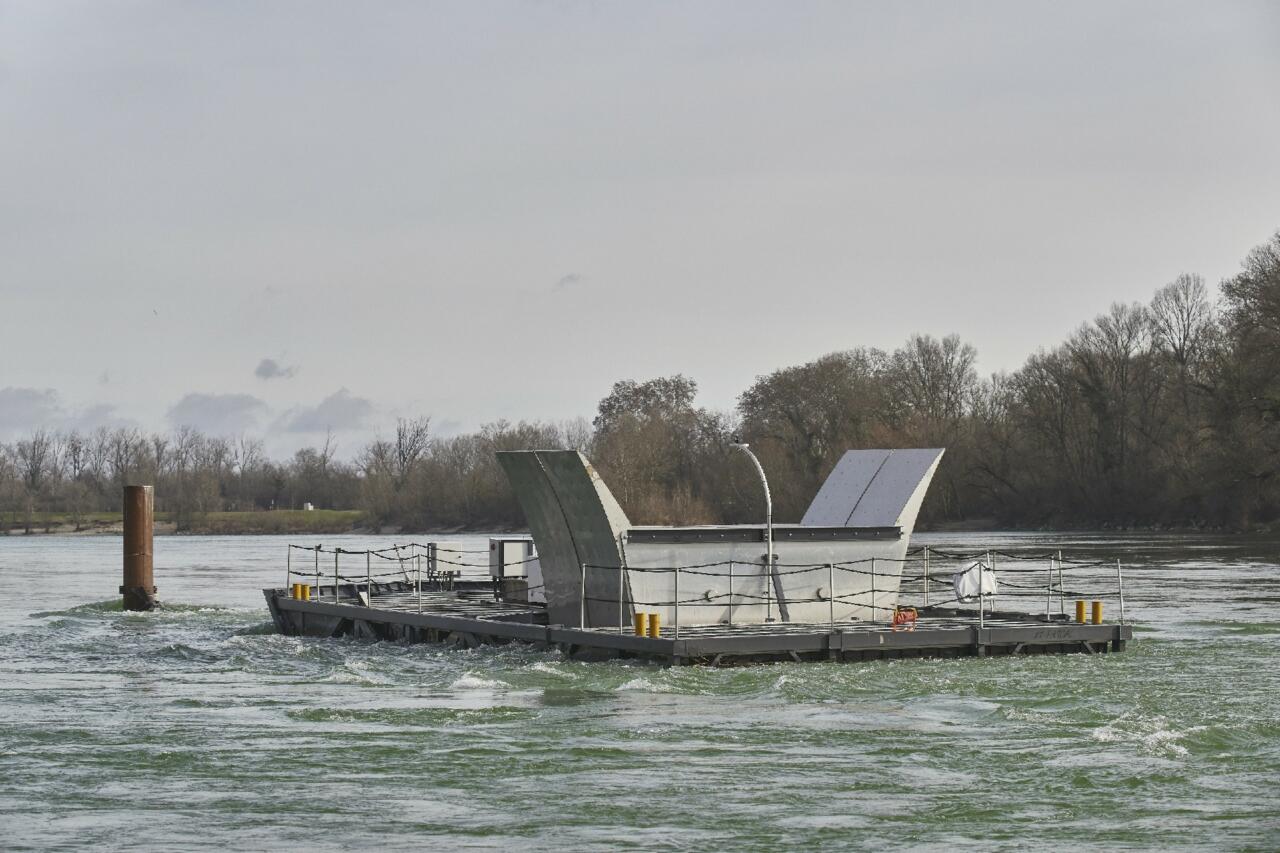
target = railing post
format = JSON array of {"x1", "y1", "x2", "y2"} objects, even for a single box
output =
[
  {"x1": 1057, "y1": 549, "x2": 1064, "y2": 616},
  {"x1": 1116, "y1": 558, "x2": 1126, "y2": 626},
  {"x1": 286, "y1": 546, "x2": 291, "y2": 592},
  {"x1": 978, "y1": 553, "x2": 986, "y2": 629},
  {"x1": 366, "y1": 550, "x2": 372, "y2": 604},
  {"x1": 579, "y1": 562, "x2": 587, "y2": 628},
  {"x1": 617, "y1": 563, "x2": 625, "y2": 635},
  {"x1": 870, "y1": 558, "x2": 877, "y2": 623},
  {"x1": 391, "y1": 545, "x2": 404, "y2": 585},
  {"x1": 674, "y1": 565, "x2": 680, "y2": 639},
  {"x1": 1046, "y1": 555, "x2": 1054, "y2": 617},
  {"x1": 763, "y1": 552, "x2": 773, "y2": 623},
  {"x1": 983, "y1": 550, "x2": 993, "y2": 617},
  {"x1": 828, "y1": 562, "x2": 835, "y2": 629},
  {"x1": 990, "y1": 551, "x2": 998, "y2": 614},
  {"x1": 334, "y1": 549, "x2": 340, "y2": 603},
  {"x1": 314, "y1": 546, "x2": 320, "y2": 598},
  {"x1": 727, "y1": 560, "x2": 734, "y2": 625},
  {"x1": 416, "y1": 552, "x2": 422, "y2": 614},
  {"x1": 923, "y1": 546, "x2": 930, "y2": 607}
]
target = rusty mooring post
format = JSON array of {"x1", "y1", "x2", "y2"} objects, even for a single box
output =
[{"x1": 121, "y1": 485, "x2": 158, "y2": 611}]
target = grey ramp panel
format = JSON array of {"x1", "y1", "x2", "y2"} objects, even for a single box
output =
[
  {"x1": 802, "y1": 448, "x2": 944, "y2": 528},
  {"x1": 801, "y1": 450, "x2": 890, "y2": 526},
  {"x1": 536, "y1": 451, "x2": 631, "y2": 629},
  {"x1": 497, "y1": 451, "x2": 631, "y2": 628},
  {"x1": 496, "y1": 451, "x2": 585, "y2": 626},
  {"x1": 847, "y1": 448, "x2": 943, "y2": 528}
]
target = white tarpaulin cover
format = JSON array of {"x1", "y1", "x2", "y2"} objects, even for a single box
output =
[{"x1": 953, "y1": 561, "x2": 998, "y2": 603}]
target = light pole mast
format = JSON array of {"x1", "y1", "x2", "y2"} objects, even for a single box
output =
[{"x1": 731, "y1": 441, "x2": 774, "y2": 622}]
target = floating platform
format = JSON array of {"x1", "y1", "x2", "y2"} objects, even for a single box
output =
[{"x1": 264, "y1": 580, "x2": 1132, "y2": 666}]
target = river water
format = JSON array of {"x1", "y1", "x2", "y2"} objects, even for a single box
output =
[{"x1": 1, "y1": 532, "x2": 1277, "y2": 850}]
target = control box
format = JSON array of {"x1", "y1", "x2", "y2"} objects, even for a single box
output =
[{"x1": 489, "y1": 538, "x2": 535, "y2": 578}]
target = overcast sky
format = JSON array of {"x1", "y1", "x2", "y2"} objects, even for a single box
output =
[{"x1": 3, "y1": 1, "x2": 1278, "y2": 457}]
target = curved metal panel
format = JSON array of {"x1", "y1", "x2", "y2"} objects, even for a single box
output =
[
  {"x1": 497, "y1": 450, "x2": 632, "y2": 628},
  {"x1": 801, "y1": 450, "x2": 890, "y2": 526},
  {"x1": 535, "y1": 452, "x2": 631, "y2": 628},
  {"x1": 802, "y1": 448, "x2": 944, "y2": 532},
  {"x1": 496, "y1": 451, "x2": 583, "y2": 625}
]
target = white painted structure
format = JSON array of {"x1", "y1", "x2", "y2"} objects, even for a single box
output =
[{"x1": 498, "y1": 448, "x2": 944, "y2": 629}]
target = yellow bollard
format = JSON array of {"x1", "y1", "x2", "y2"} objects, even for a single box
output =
[
  {"x1": 1092, "y1": 600, "x2": 1103, "y2": 624},
  {"x1": 300, "y1": 583, "x2": 311, "y2": 601},
  {"x1": 1075, "y1": 600, "x2": 1086, "y2": 624},
  {"x1": 291, "y1": 583, "x2": 301, "y2": 599},
  {"x1": 634, "y1": 612, "x2": 648, "y2": 637},
  {"x1": 646, "y1": 612, "x2": 661, "y2": 637}
]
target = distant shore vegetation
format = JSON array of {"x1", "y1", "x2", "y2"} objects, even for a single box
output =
[{"x1": 3, "y1": 230, "x2": 1279, "y2": 535}]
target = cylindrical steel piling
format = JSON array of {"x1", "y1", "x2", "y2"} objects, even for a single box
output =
[
  {"x1": 1075, "y1": 600, "x2": 1086, "y2": 624},
  {"x1": 1091, "y1": 600, "x2": 1103, "y2": 624},
  {"x1": 121, "y1": 485, "x2": 157, "y2": 611}
]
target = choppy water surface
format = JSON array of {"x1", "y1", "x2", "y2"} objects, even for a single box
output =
[{"x1": 1, "y1": 532, "x2": 1278, "y2": 850}]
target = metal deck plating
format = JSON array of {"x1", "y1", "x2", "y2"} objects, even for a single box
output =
[{"x1": 264, "y1": 581, "x2": 1131, "y2": 665}]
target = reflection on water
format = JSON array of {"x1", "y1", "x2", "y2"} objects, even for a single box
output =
[{"x1": 1, "y1": 531, "x2": 1278, "y2": 850}]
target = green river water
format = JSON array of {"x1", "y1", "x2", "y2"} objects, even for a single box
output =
[{"x1": 1, "y1": 532, "x2": 1277, "y2": 851}]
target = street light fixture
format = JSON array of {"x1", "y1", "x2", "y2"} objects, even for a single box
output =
[{"x1": 731, "y1": 440, "x2": 775, "y2": 622}]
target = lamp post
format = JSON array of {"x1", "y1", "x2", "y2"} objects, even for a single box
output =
[{"x1": 731, "y1": 441, "x2": 774, "y2": 622}]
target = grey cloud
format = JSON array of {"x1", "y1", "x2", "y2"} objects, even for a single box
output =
[
  {"x1": 0, "y1": 388, "x2": 138, "y2": 440},
  {"x1": 283, "y1": 388, "x2": 373, "y2": 433},
  {"x1": 167, "y1": 392, "x2": 268, "y2": 433},
  {"x1": 254, "y1": 358, "x2": 297, "y2": 380},
  {"x1": 67, "y1": 403, "x2": 137, "y2": 434},
  {"x1": 0, "y1": 387, "x2": 63, "y2": 433},
  {"x1": 554, "y1": 273, "x2": 582, "y2": 290}
]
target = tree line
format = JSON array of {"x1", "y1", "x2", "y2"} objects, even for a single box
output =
[{"x1": 4, "y1": 230, "x2": 1279, "y2": 532}]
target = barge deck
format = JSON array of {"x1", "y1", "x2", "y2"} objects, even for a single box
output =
[{"x1": 264, "y1": 579, "x2": 1131, "y2": 665}]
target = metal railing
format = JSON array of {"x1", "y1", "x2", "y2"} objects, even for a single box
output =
[
  {"x1": 282, "y1": 541, "x2": 1128, "y2": 637},
  {"x1": 577, "y1": 545, "x2": 1129, "y2": 638},
  {"x1": 282, "y1": 542, "x2": 540, "y2": 614}
]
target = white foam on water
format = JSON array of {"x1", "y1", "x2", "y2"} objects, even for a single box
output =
[
  {"x1": 319, "y1": 670, "x2": 384, "y2": 686},
  {"x1": 450, "y1": 673, "x2": 504, "y2": 690},
  {"x1": 527, "y1": 661, "x2": 570, "y2": 677},
  {"x1": 1091, "y1": 712, "x2": 1205, "y2": 757},
  {"x1": 616, "y1": 676, "x2": 675, "y2": 693}
]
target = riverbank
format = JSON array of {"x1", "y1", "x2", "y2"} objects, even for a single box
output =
[
  {"x1": 3, "y1": 511, "x2": 1260, "y2": 537},
  {"x1": 2, "y1": 510, "x2": 367, "y2": 536}
]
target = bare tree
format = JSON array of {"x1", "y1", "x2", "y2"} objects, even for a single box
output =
[
  {"x1": 889, "y1": 333, "x2": 979, "y2": 430},
  {"x1": 1150, "y1": 274, "x2": 1214, "y2": 370},
  {"x1": 15, "y1": 429, "x2": 57, "y2": 492},
  {"x1": 235, "y1": 434, "x2": 265, "y2": 475},
  {"x1": 151, "y1": 434, "x2": 171, "y2": 480},
  {"x1": 393, "y1": 417, "x2": 431, "y2": 488}
]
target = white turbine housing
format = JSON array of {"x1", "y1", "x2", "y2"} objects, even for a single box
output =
[{"x1": 498, "y1": 448, "x2": 944, "y2": 629}]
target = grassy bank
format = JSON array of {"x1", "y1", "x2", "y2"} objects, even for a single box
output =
[
  {"x1": 175, "y1": 510, "x2": 366, "y2": 535},
  {"x1": 1, "y1": 510, "x2": 366, "y2": 536}
]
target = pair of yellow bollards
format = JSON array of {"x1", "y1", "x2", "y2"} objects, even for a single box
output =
[
  {"x1": 633, "y1": 612, "x2": 662, "y2": 637},
  {"x1": 291, "y1": 583, "x2": 312, "y2": 601},
  {"x1": 1075, "y1": 600, "x2": 1104, "y2": 624}
]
